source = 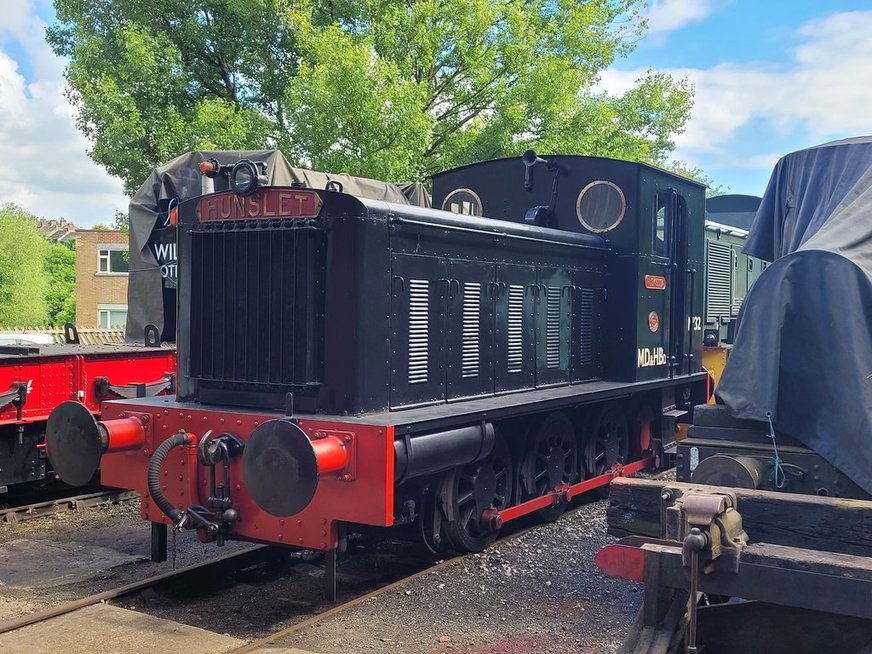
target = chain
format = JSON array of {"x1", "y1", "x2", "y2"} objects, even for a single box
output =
[{"x1": 172, "y1": 524, "x2": 177, "y2": 571}]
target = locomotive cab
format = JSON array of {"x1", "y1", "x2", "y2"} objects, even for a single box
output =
[{"x1": 432, "y1": 154, "x2": 706, "y2": 384}]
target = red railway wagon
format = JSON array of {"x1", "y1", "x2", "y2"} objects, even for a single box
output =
[{"x1": 0, "y1": 342, "x2": 175, "y2": 491}]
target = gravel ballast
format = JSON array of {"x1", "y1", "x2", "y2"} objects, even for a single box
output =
[
  {"x1": 280, "y1": 498, "x2": 641, "y2": 654},
  {"x1": 0, "y1": 495, "x2": 641, "y2": 653}
]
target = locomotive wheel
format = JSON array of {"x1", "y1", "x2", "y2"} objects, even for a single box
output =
[
  {"x1": 520, "y1": 412, "x2": 578, "y2": 522},
  {"x1": 585, "y1": 402, "x2": 629, "y2": 478},
  {"x1": 439, "y1": 436, "x2": 513, "y2": 553}
]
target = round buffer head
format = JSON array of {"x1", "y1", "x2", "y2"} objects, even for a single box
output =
[
  {"x1": 45, "y1": 401, "x2": 105, "y2": 487},
  {"x1": 242, "y1": 420, "x2": 319, "y2": 517}
]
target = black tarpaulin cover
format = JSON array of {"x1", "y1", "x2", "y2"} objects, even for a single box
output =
[
  {"x1": 125, "y1": 150, "x2": 431, "y2": 343},
  {"x1": 716, "y1": 136, "x2": 872, "y2": 493}
]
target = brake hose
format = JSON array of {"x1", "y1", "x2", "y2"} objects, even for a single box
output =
[{"x1": 147, "y1": 432, "x2": 191, "y2": 523}]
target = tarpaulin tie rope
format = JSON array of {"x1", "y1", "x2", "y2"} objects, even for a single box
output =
[{"x1": 766, "y1": 412, "x2": 785, "y2": 489}]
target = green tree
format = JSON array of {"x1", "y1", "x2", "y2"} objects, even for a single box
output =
[
  {"x1": 113, "y1": 210, "x2": 129, "y2": 232},
  {"x1": 666, "y1": 160, "x2": 729, "y2": 198},
  {"x1": 49, "y1": 0, "x2": 693, "y2": 190},
  {"x1": 0, "y1": 205, "x2": 50, "y2": 327},
  {"x1": 45, "y1": 243, "x2": 77, "y2": 326}
]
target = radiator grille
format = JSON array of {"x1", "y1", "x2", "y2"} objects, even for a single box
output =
[
  {"x1": 461, "y1": 282, "x2": 480, "y2": 378},
  {"x1": 706, "y1": 240, "x2": 732, "y2": 323},
  {"x1": 408, "y1": 279, "x2": 430, "y2": 384},
  {"x1": 188, "y1": 220, "x2": 326, "y2": 388},
  {"x1": 578, "y1": 288, "x2": 595, "y2": 366},
  {"x1": 507, "y1": 284, "x2": 524, "y2": 374},
  {"x1": 545, "y1": 287, "x2": 560, "y2": 368}
]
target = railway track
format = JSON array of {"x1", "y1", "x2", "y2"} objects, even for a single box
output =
[
  {"x1": 232, "y1": 469, "x2": 674, "y2": 651},
  {"x1": 0, "y1": 545, "x2": 273, "y2": 636},
  {"x1": 0, "y1": 472, "x2": 664, "y2": 650},
  {"x1": 0, "y1": 504, "x2": 560, "y2": 643},
  {"x1": 0, "y1": 489, "x2": 139, "y2": 524}
]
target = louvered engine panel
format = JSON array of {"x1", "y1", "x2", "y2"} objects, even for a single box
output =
[
  {"x1": 407, "y1": 280, "x2": 430, "y2": 385},
  {"x1": 446, "y1": 259, "x2": 495, "y2": 401},
  {"x1": 390, "y1": 253, "x2": 445, "y2": 408},
  {"x1": 461, "y1": 283, "x2": 481, "y2": 378},
  {"x1": 535, "y1": 268, "x2": 571, "y2": 387},
  {"x1": 578, "y1": 288, "x2": 595, "y2": 367},
  {"x1": 705, "y1": 240, "x2": 732, "y2": 323},
  {"x1": 571, "y1": 268, "x2": 605, "y2": 383},
  {"x1": 507, "y1": 285, "x2": 525, "y2": 374},
  {"x1": 494, "y1": 263, "x2": 536, "y2": 393},
  {"x1": 545, "y1": 287, "x2": 561, "y2": 369}
]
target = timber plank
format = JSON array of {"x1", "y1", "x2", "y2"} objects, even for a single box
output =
[
  {"x1": 743, "y1": 542, "x2": 872, "y2": 579},
  {"x1": 607, "y1": 477, "x2": 872, "y2": 557}
]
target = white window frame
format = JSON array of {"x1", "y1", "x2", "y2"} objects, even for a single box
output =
[
  {"x1": 98, "y1": 304, "x2": 128, "y2": 329},
  {"x1": 97, "y1": 245, "x2": 129, "y2": 275}
]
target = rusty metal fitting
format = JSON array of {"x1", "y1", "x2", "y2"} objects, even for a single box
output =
[{"x1": 481, "y1": 508, "x2": 503, "y2": 531}]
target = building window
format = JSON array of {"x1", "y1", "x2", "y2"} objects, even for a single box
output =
[
  {"x1": 98, "y1": 305, "x2": 128, "y2": 329},
  {"x1": 98, "y1": 248, "x2": 129, "y2": 274}
]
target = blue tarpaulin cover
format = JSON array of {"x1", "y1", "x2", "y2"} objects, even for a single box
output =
[{"x1": 716, "y1": 136, "x2": 872, "y2": 493}]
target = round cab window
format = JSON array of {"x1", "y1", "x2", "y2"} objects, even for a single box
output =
[
  {"x1": 576, "y1": 181, "x2": 626, "y2": 233},
  {"x1": 441, "y1": 188, "x2": 483, "y2": 217}
]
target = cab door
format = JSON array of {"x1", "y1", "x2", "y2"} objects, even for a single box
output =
[
  {"x1": 667, "y1": 192, "x2": 689, "y2": 376},
  {"x1": 636, "y1": 189, "x2": 681, "y2": 380}
]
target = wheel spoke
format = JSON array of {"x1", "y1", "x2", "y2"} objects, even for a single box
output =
[{"x1": 460, "y1": 504, "x2": 475, "y2": 529}]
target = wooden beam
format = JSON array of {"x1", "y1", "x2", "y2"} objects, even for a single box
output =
[{"x1": 607, "y1": 477, "x2": 872, "y2": 557}]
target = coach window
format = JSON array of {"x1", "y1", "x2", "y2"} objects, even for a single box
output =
[{"x1": 653, "y1": 190, "x2": 673, "y2": 259}]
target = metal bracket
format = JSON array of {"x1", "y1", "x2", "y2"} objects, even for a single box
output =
[
  {"x1": 195, "y1": 431, "x2": 245, "y2": 545},
  {"x1": 0, "y1": 383, "x2": 27, "y2": 420}
]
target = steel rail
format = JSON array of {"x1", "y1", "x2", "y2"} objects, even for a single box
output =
[
  {"x1": 0, "y1": 545, "x2": 270, "y2": 636},
  {"x1": 225, "y1": 468, "x2": 666, "y2": 653},
  {"x1": 0, "y1": 489, "x2": 139, "y2": 524},
  {"x1": 0, "y1": 466, "x2": 670, "y2": 644}
]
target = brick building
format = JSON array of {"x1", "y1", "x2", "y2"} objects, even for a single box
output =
[{"x1": 75, "y1": 230, "x2": 129, "y2": 329}]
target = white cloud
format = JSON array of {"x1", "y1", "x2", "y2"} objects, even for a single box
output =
[
  {"x1": 645, "y1": 0, "x2": 718, "y2": 37},
  {"x1": 599, "y1": 10, "x2": 872, "y2": 169},
  {"x1": 0, "y1": 1, "x2": 127, "y2": 227}
]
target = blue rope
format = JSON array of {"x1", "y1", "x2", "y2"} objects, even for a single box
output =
[
  {"x1": 162, "y1": 197, "x2": 179, "y2": 227},
  {"x1": 766, "y1": 412, "x2": 785, "y2": 489}
]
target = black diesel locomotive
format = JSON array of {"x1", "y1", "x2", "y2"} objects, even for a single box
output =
[{"x1": 48, "y1": 151, "x2": 708, "y2": 559}]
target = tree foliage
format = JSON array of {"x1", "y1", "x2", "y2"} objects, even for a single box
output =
[
  {"x1": 113, "y1": 210, "x2": 130, "y2": 232},
  {"x1": 0, "y1": 205, "x2": 50, "y2": 327},
  {"x1": 666, "y1": 160, "x2": 729, "y2": 198},
  {"x1": 45, "y1": 243, "x2": 77, "y2": 326},
  {"x1": 49, "y1": 0, "x2": 694, "y2": 191}
]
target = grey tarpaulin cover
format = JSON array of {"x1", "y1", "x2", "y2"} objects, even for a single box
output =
[
  {"x1": 716, "y1": 136, "x2": 872, "y2": 493},
  {"x1": 126, "y1": 150, "x2": 431, "y2": 343}
]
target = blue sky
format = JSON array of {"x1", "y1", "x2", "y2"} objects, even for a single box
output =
[
  {"x1": 1, "y1": 1, "x2": 872, "y2": 225},
  {"x1": 607, "y1": 0, "x2": 872, "y2": 195}
]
